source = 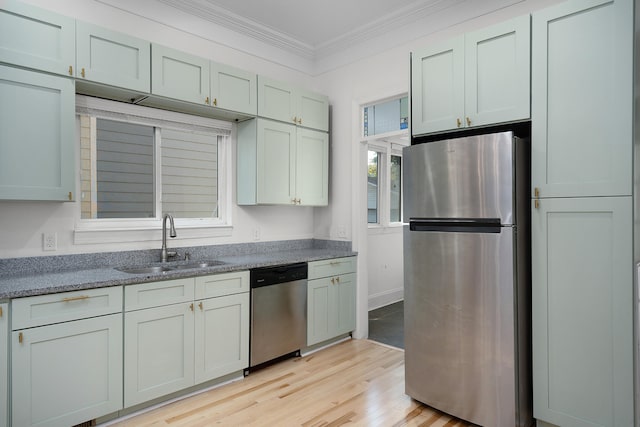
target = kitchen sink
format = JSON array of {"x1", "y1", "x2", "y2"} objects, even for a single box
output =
[
  {"x1": 116, "y1": 260, "x2": 226, "y2": 274},
  {"x1": 117, "y1": 265, "x2": 175, "y2": 274},
  {"x1": 171, "y1": 260, "x2": 226, "y2": 270}
]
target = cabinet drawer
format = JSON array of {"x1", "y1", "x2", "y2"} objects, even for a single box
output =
[
  {"x1": 12, "y1": 286, "x2": 122, "y2": 330},
  {"x1": 308, "y1": 257, "x2": 356, "y2": 280},
  {"x1": 195, "y1": 271, "x2": 249, "y2": 299},
  {"x1": 125, "y1": 278, "x2": 195, "y2": 311}
]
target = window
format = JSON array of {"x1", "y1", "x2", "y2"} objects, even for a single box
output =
[
  {"x1": 363, "y1": 96, "x2": 408, "y2": 137},
  {"x1": 363, "y1": 95, "x2": 408, "y2": 227},
  {"x1": 75, "y1": 95, "x2": 232, "y2": 242}
]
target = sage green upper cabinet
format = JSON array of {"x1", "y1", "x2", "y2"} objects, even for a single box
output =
[
  {"x1": 237, "y1": 118, "x2": 329, "y2": 206},
  {"x1": 532, "y1": 196, "x2": 634, "y2": 427},
  {"x1": 0, "y1": 65, "x2": 75, "y2": 201},
  {"x1": 0, "y1": 303, "x2": 7, "y2": 427},
  {"x1": 531, "y1": 0, "x2": 632, "y2": 198},
  {"x1": 411, "y1": 14, "x2": 530, "y2": 136},
  {"x1": 258, "y1": 76, "x2": 329, "y2": 132},
  {"x1": 210, "y1": 62, "x2": 256, "y2": 115},
  {"x1": 0, "y1": 1, "x2": 75, "y2": 76},
  {"x1": 76, "y1": 22, "x2": 150, "y2": 93},
  {"x1": 151, "y1": 44, "x2": 210, "y2": 105}
]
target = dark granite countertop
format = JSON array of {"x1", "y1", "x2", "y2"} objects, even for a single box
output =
[{"x1": 0, "y1": 240, "x2": 356, "y2": 299}]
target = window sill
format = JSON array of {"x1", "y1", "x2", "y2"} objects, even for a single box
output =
[{"x1": 74, "y1": 224, "x2": 233, "y2": 245}]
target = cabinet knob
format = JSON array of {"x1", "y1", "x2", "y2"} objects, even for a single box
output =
[
  {"x1": 331, "y1": 278, "x2": 335, "y2": 284},
  {"x1": 297, "y1": 118, "x2": 302, "y2": 125},
  {"x1": 190, "y1": 303, "x2": 194, "y2": 312},
  {"x1": 81, "y1": 68, "x2": 86, "y2": 78},
  {"x1": 68, "y1": 65, "x2": 73, "y2": 76},
  {"x1": 19, "y1": 332, "x2": 23, "y2": 344},
  {"x1": 199, "y1": 301, "x2": 203, "y2": 311},
  {"x1": 68, "y1": 192, "x2": 73, "y2": 201},
  {"x1": 292, "y1": 116, "x2": 298, "y2": 123},
  {"x1": 296, "y1": 198, "x2": 301, "y2": 204},
  {"x1": 336, "y1": 276, "x2": 340, "y2": 283},
  {"x1": 213, "y1": 98, "x2": 217, "y2": 106},
  {"x1": 466, "y1": 117, "x2": 471, "y2": 126},
  {"x1": 205, "y1": 96, "x2": 210, "y2": 105},
  {"x1": 534, "y1": 187, "x2": 540, "y2": 198},
  {"x1": 535, "y1": 199, "x2": 540, "y2": 209},
  {"x1": 456, "y1": 118, "x2": 462, "y2": 128}
]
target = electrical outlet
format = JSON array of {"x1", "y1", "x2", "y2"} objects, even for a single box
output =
[
  {"x1": 253, "y1": 227, "x2": 261, "y2": 241},
  {"x1": 337, "y1": 226, "x2": 347, "y2": 238},
  {"x1": 43, "y1": 232, "x2": 57, "y2": 251}
]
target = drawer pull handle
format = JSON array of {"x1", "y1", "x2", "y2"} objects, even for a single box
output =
[
  {"x1": 330, "y1": 261, "x2": 340, "y2": 266},
  {"x1": 62, "y1": 295, "x2": 90, "y2": 303},
  {"x1": 19, "y1": 332, "x2": 23, "y2": 344}
]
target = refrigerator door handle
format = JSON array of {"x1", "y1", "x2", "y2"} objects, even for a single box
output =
[{"x1": 409, "y1": 218, "x2": 502, "y2": 233}]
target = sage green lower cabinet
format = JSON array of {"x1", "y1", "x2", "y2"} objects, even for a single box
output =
[
  {"x1": 532, "y1": 196, "x2": 634, "y2": 427},
  {"x1": 0, "y1": 65, "x2": 75, "y2": 201},
  {"x1": 307, "y1": 257, "x2": 357, "y2": 346},
  {"x1": 0, "y1": 303, "x2": 7, "y2": 427},
  {"x1": 194, "y1": 293, "x2": 249, "y2": 383},
  {"x1": 124, "y1": 272, "x2": 249, "y2": 408},
  {"x1": 124, "y1": 302, "x2": 195, "y2": 407},
  {"x1": 11, "y1": 314, "x2": 123, "y2": 427}
]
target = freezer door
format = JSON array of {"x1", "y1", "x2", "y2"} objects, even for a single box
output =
[
  {"x1": 403, "y1": 224, "x2": 519, "y2": 427},
  {"x1": 403, "y1": 132, "x2": 516, "y2": 224}
]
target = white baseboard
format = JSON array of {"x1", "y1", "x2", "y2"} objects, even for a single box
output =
[{"x1": 368, "y1": 288, "x2": 403, "y2": 311}]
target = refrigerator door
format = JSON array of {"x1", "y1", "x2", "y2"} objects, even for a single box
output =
[
  {"x1": 403, "y1": 223, "x2": 518, "y2": 427},
  {"x1": 403, "y1": 132, "x2": 516, "y2": 224}
]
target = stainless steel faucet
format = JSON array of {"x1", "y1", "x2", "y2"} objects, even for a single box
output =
[{"x1": 161, "y1": 213, "x2": 177, "y2": 262}]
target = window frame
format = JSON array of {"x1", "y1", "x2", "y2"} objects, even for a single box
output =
[
  {"x1": 74, "y1": 95, "x2": 233, "y2": 244},
  {"x1": 366, "y1": 141, "x2": 406, "y2": 231}
]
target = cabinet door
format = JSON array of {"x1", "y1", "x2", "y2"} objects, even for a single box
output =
[
  {"x1": 297, "y1": 88, "x2": 329, "y2": 132},
  {"x1": 0, "y1": 303, "x2": 7, "y2": 427},
  {"x1": 296, "y1": 128, "x2": 328, "y2": 206},
  {"x1": 210, "y1": 62, "x2": 256, "y2": 115},
  {"x1": 307, "y1": 277, "x2": 334, "y2": 346},
  {"x1": 464, "y1": 14, "x2": 530, "y2": 128},
  {"x1": 0, "y1": 65, "x2": 75, "y2": 201},
  {"x1": 532, "y1": 196, "x2": 633, "y2": 427},
  {"x1": 124, "y1": 303, "x2": 194, "y2": 407},
  {"x1": 194, "y1": 293, "x2": 249, "y2": 384},
  {"x1": 411, "y1": 36, "x2": 464, "y2": 135},
  {"x1": 151, "y1": 44, "x2": 210, "y2": 105},
  {"x1": 76, "y1": 22, "x2": 150, "y2": 93},
  {"x1": 257, "y1": 76, "x2": 296, "y2": 124},
  {"x1": 531, "y1": 0, "x2": 632, "y2": 198},
  {"x1": 0, "y1": 1, "x2": 75, "y2": 76},
  {"x1": 256, "y1": 119, "x2": 296, "y2": 204},
  {"x1": 335, "y1": 273, "x2": 356, "y2": 336},
  {"x1": 12, "y1": 314, "x2": 123, "y2": 427}
]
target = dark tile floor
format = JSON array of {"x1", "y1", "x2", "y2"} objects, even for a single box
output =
[{"x1": 368, "y1": 300, "x2": 404, "y2": 349}]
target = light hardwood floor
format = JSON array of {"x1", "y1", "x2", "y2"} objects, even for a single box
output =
[{"x1": 109, "y1": 339, "x2": 470, "y2": 426}]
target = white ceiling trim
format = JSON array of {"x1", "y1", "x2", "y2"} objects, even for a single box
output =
[{"x1": 156, "y1": 0, "x2": 316, "y2": 59}]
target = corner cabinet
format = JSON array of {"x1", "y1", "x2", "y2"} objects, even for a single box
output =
[
  {"x1": 307, "y1": 257, "x2": 357, "y2": 346},
  {"x1": 258, "y1": 76, "x2": 329, "y2": 132},
  {"x1": 411, "y1": 14, "x2": 530, "y2": 136},
  {"x1": 76, "y1": 21, "x2": 150, "y2": 93},
  {"x1": 0, "y1": 1, "x2": 75, "y2": 76},
  {"x1": 11, "y1": 288, "x2": 123, "y2": 427},
  {"x1": 0, "y1": 65, "x2": 75, "y2": 201},
  {"x1": 237, "y1": 118, "x2": 329, "y2": 206},
  {"x1": 531, "y1": 1, "x2": 635, "y2": 427},
  {"x1": 0, "y1": 303, "x2": 7, "y2": 427}
]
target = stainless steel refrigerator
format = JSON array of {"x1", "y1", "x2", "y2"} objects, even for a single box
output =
[{"x1": 403, "y1": 131, "x2": 532, "y2": 427}]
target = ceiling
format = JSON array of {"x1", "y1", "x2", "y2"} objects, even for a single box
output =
[{"x1": 97, "y1": 0, "x2": 525, "y2": 74}]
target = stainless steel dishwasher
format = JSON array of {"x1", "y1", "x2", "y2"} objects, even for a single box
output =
[{"x1": 249, "y1": 262, "x2": 308, "y2": 371}]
